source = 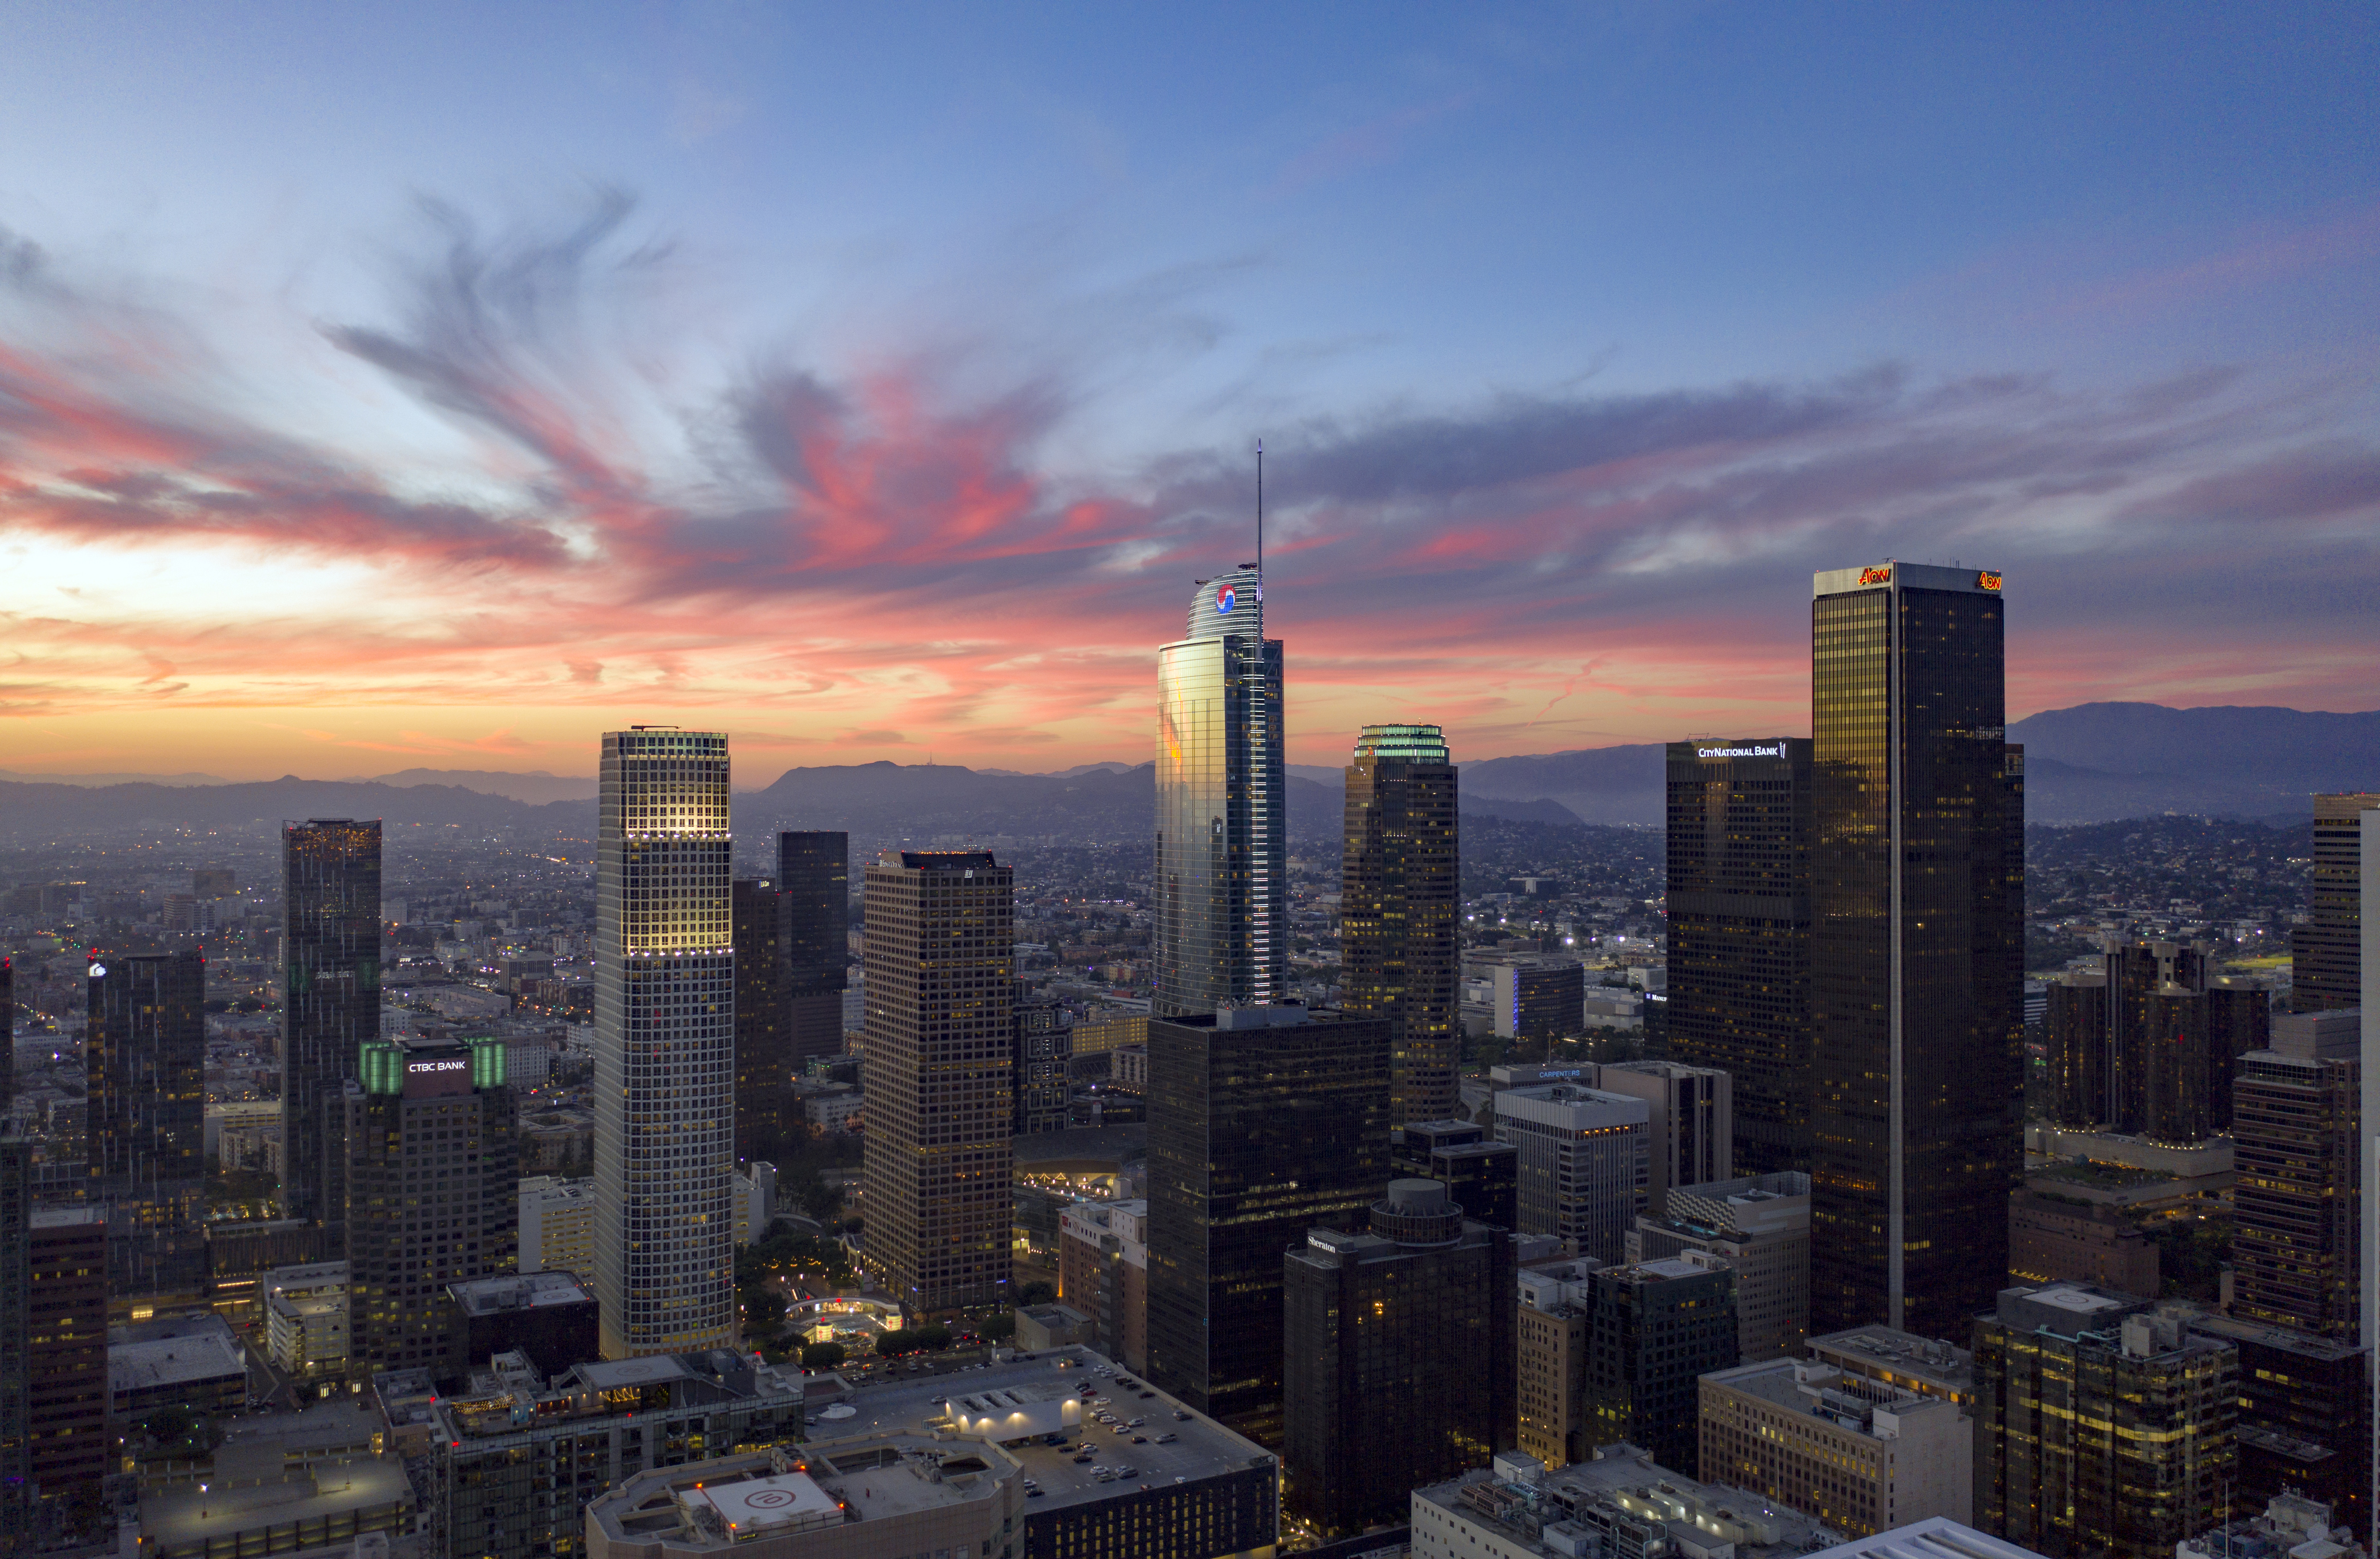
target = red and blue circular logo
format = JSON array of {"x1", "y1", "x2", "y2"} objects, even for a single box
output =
[{"x1": 1216, "y1": 585, "x2": 1236, "y2": 615}]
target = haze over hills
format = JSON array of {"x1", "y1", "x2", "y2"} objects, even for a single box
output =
[{"x1": 0, "y1": 703, "x2": 2369, "y2": 844}]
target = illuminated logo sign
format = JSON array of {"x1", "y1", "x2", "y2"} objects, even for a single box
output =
[
  {"x1": 407, "y1": 1059, "x2": 468, "y2": 1075},
  {"x1": 1859, "y1": 565, "x2": 1892, "y2": 586},
  {"x1": 87, "y1": 962, "x2": 107, "y2": 978},
  {"x1": 1215, "y1": 585, "x2": 1236, "y2": 615},
  {"x1": 1697, "y1": 744, "x2": 1784, "y2": 760},
  {"x1": 1977, "y1": 571, "x2": 2003, "y2": 591}
]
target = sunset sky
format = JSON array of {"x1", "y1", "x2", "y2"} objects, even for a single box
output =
[{"x1": 2, "y1": 4, "x2": 2374, "y2": 784}]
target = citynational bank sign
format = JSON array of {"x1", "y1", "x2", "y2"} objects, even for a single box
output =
[{"x1": 1696, "y1": 743, "x2": 1786, "y2": 761}]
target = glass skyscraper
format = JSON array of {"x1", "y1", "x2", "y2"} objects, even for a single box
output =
[
  {"x1": 1155, "y1": 565, "x2": 1286, "y2": 1016},
  {"x1": 1342, "y1": 723, "x2": 1460, "y2": 1125},
  {"x1": 1809, "y1": 562, "x2": 2024, "y2": 1340},
  {"x1": 777, "y1": 831, "x2": 850, "y2": 1064},
  {"x1": 593, "y1": 728, "x2": 736, "y2": 1359},
  {"x1": 283, "y1": 818, "x2": 381, "y2": 1243},
  {"x1": 85, "y1": 950, "x2": 207, "y2": 1296}
]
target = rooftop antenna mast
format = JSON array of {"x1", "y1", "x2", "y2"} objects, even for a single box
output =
[{"x1": 1255, "y1": 437, "x2": 1264, "y2": 581}]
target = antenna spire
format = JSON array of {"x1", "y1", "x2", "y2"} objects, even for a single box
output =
[{"x1": 1255, "y1": 437, "x2": 1264, "y2": 580}]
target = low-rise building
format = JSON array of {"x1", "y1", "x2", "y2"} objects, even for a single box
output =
[
  {"x1": 586, "y1": 1443, "x2": 1015, "y2": 1559},
  {"x1": 1802, "y1": 1518, "x2": 2054, "y2": 1559},
  {"x1": 518, "y1": 1174, "x2": 596, "y2": 1283},
  {"x1": 1806, "y1": 1327, "x2": 1974, "y2": 1409},
  {"x1": 2006, "y1": 1188, "x2": 2158, "y2": 1295},
  {"x1": 1411, "y1": 1443, "x2": 1839, "y2": 1559},
  {"x1": 262, "y1": 1260, "x2": 350, "y2": 1382},
  {"x1": 2179, "y1": 1492, "x2": 2366, "y2": 1559},
  {"x1": 1056, "y1": 1198, "x2": 1147, "y2": 1374},
  {"x1": 1698, "y1": 1357, "x2": 1970, "y2": 1537},
  {"x1": 796, "y1": 1081, "x2": 864, "y2": 1132},
  {"x1": 1631, "y1": 1170, "x2": 1809, "y2": 1362},
  {"x1": 444, "y1": 1270, "x2": 602, "y2": 1376},
  {"x1": 109, "y1": 1313, "x2": 247, "y2": 1423}
]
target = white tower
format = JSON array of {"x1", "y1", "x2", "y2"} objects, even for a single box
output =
[{"x1": 593, "y1": 727, "x2": 736, "y2": 1358}]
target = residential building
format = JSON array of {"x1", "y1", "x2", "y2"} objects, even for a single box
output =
[
  {"x1": 1579, "y1": 1258, "x2": 1738, "y2": 1478},
  {"x1": 1282, "y1": 1179, "x2": 1517, "y2": 1536},
  {"x1": 378, "y1": 1348, "x2": 810, "y2": 1559},
  {"x1": 1343, "y1": 723, "x2": 1461, "y2": 1125},
  {"x1": 1410, "y1": 1444, "x2": 1841, "y2": 1559},
  {"x1": 1590, "y1": 1060, "x2": 1731, "y2": 1214},
  {"x1": 1490, "y1": 961, "x2": 1585, "y2": 1043},
  {"x1": 1700, "y1": 1356, "x2": 1970, "y2": 1537},
  {"x1": 1056, "y1": 1197, "x2": 1148, "y2": 1373},
  {"x1": 1632, "y1": 1170, "x2": 1810, "y2": 1362},
  {"x1": 1145, "y1": 1004, "x2": 1390, "y2": 1447},
  {"x1": 860, "y1": 850, "x2": 1015, "y2": 1319},
  {"x1": 2294, "y1": 793, "x2": 2380, "y2": 1012},
  {"x1": 263, "y1": 1260, "x2": 351, "y2": 1381},
  {"x1": 1666, "y1": 736, "x2": 1814, "y2": 1179},
  {"x1": 342, "y1": 1033, "x2": 520, "y2": 1374},
  {"x1": 443, "y1": 1270, "x2": 601, "y2": 1374},
  {"x1": 2232, "y1": 1008, "x2": 2360, "y2": 1337},
  {"x1": 1809, "y1": 561, "x2": 2024, "y2": 1339},
  {"x1": 1394, "y1": 1119, "x2": 1518, "y2": 1230},
  {"x1": 1014, "y1": 992, "x2": 1072, "y2": 1136},
  {"x1": 2043, "y1": 939, "x2": 2271, "y2": 1143},
  {"x1": 777, "y1": 831, "x2": 850, "y2": 1067},
  {"x1": 1972, "y1": 1284, "x2": 2236, "y2": 1559},
  {"x1": 517, "y1": 1175, "x2": 596, "y2": 1284},
  {"x1": 731, "y1": 875, "x2": 796, "y2": 1165},
  {"x1": 2178, "y1": 1308, "x2": 2368, "y2": 1542},
  {"x1": 282, "y1": 820, "x2": 382, "y2": 1247},
  {"x1": 86, "y1": 949, "x2": 208, "y2": 1297},
  {"x1": 2005, "y1": 1189, "x2": 2158, "y2": 1296},
  {"x1": 1493, "y1": 1083, "x2": 1648, "y2": 1263},
  {"x1": 1516, "y1": 1258, "x2": 1599, "y2": 1469},
  {"x1": 593, "y1": 727, "x2": 737, "y2": 1359},
  {"x1": 28, "y1": 1202, "x2": 109, "y2": 1511},
  {"x1": 1154, "y1": 563, "x2": 1287, "y2": 1017}
]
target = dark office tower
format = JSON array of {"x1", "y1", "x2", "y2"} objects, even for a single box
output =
[
  {"x1": 1393, "y1": 1119, "x2": 1518, "y2": 1231},
  {"x1": 1579, "y1": 1258, "x2": 1740, "y2": 1478},
  {"x1": 85, "y1": 950, "x2": 207, "y2": 1297},
  {"x1": 27, "y1": 1209, "x2": 105, "y2": 1508},
  {"x1": 0, "y1": 1135, "x2": 24, "y2": 1538},
  {"x1": 860, "y1": 851, "x2": 1014, "y2": 1319},
  {"x1": 2232, "y1": 1010, "x2": 2361, "y2": 1338},
  {"x1": 1666, "y1": 738, "x2": 1813, "y2": 1178},
  {"x1": 283, "y1": 818, "x2": 382, "y2": 1243},
  {"x1": 1282, "y1": 1180, "x2": 1517, "y2": 1537},
  {"x1": 1808, "y1": 562, "x2": 2023, "y2": 1340},
  {"x1": 777, "y1": 831, "x2": 850, "y2": 1064},
  {"x1": 0, "y1": 957, "x2": 12, "y2": 1111},
  {"x1": 343, "y1": 1035, "x2": 520, "y2": 1374},
  {"x1": 1155, "y1": 565, "x2": 1287, "y2": 1017},
  {"x1": 2294, "y1": 794, "x2": 2380, "y2": 1012},
  {"x1": 2180, "y1": 1310, "x2": 2369, "y2": 1542},
  {"x1": 1342, "y1": 723, "x2": 1460, "y2": 1126},
  {"x1": 1013, "y1": 991, "x2": 1072, "y2": 1137},
  {"x1": 731, "y1": 877, "x2": 794, "y2": 1165},
  {"x1": 1145, "y1": 1006, "x2": 1390, "y2": 1447},
  {"x1": 1974, "y1": 1285, "x2": 2236, "y2": 1559}
]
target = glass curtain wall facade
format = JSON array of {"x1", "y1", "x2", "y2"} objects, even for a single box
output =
[
  {"x1": 730, "y1": 877, "x2": 794, "y2": 1165},
  {"x1": 1155, "y1": 566, "x2": 1286, "y2": 1017},
  {"x1": 1665, "y1": 738, "x2": 1812, "y2": 1177},
  {"x1": 85, "y1": 950, "x2": 207, "y2": 1296},
  {"x1": 860, "y1": 852, "x2": 1015, "y2": 1318},
  {"x1": 283, "y1": 819, "x2": 382, "y2": 1244},
  {"x1": 594, "y1": 729, "x2": 736, "y2": 1359},
  {"x1": 1809, "y1": 562, "x2": 2024, "y2": 1340},
  {"x1": 777, "y1": 831, "x2": 850, "y2": 1064},
  {"x1": 1342, "y1": 724, "x2": 1461, "y2": 1125}
]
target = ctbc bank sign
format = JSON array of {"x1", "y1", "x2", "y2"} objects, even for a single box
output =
[
  {"x1": 1697, "y1": 744, "x2": 1784, "y2": 760},
  {"x1": 407, "y1": 1058, "x2": 467, "y2": 1075}
]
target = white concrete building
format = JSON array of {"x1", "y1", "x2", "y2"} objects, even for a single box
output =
[
  {"x1": 263, "y1": 1260, "x2": 350, "y2": 1380},
  {"x1": 518, "y1": 1174, "x2": 597, "y2": 1284},
  {"x1": 1493, "y1": 1083, "x2": 1649, "y2": 1263},
  {"x1": 1700, "y1": 1357, "x2": 1971, "y2": 1538}
]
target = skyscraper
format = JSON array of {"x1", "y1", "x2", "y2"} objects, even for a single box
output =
[
  {"x1": 2294, "y1": 794, "x2": 2380, "y2": 1013},
  {"x1": 2044, "y1": 938, "x2": 2270, "y2": 1142},
  {"x1": 343, "y1": 1035, "x2": 520, "y2": 1374},
  {"x1": 1665, "y1": 737, "x2": 1813, "y2": 1177},
  {"x1": 1155, "y1": 565, "x2": 1285, "y2": 1016},
  {"x1": 730, "y1": 875, "x2": 794, "y2": 1165},
  {"x1": 85, "y1": 950, "x2": 207, "y2": 1297},
  {"x1": 2232, "y1": 1009, "x2": 2361, "y2": 1338},
  {"x1": 1012, "y1": 991, "x2": 1072, "y2": 1137},
  {"x1": 0, "y1": 1134, "x2": 25, "y2": 1539},
  {"x1": 283, "y1": 819, "x2": 382, "y2": 1243},
  {"x1": 0, "y1": 957, "x2": 13, "y2": 1114},
  {"x1": 1145, "y1": 1005, "x2": 1390, "y2": 1447},
  {"x1": 1493, "y1": 1082, "x2": 1649, "y2": 1264},
  {"x1": 860, "y1": 851, "x2": 1014, "y2": 1318},
  {"x1": 1808, "y1": 562, "x2": 2024, "y2": 1339},
  {"x1": 593, "y1": 728, "x2": 736, "y2": 1359},
  {"x1": 777, "y1": 831, "x2": 850, "y2": 1064},
  {"x1": 1579, "y1": 1258, "x2": 1740, "y2": 1478},
  {"x1": 1342, "y1": 723, "x2": 1460, "y2": 1125}
]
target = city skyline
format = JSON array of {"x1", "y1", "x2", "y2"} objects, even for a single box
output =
[{"x1": 0, "y1": 7, "x2": 2374, "y2": 780}]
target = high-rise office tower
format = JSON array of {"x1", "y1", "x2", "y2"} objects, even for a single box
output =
[
  {"x1": 2233, "y1": 1009, "x2": 2361, "y2": 1338},
  {"x1": 2178, "y1": 1309, "x2": 2368, "y2": 1541},
  {"x1": 1013, "y1": 991, "x2": 1072, "y2": 1137},
  {"x1": 85, "y1": 950, "x2": 207, "y2": 1297},
  {"x1": 778, "y1": 831, "x2": 850, "y2": 1064},
  {"x1": 0, "y1": 1135, "x2": 24, "y2": 1538},
  {"x1": 731, "y1": 876, "x2": 794, "y2": 1165},
  {"x1": 283, "y1": 819, "x2": 382, "y2": 1243},
  {"x1": 0, "y1": 956, "x2": 13, "y2": 1112},
  {"x1": 2044, "y1": 939, "x2": 2270, "y2": 1143},
  {"x1": 26, "y1": 1209, "x2": 106, "y2": 1509},
  {"x1": 1493, "y1": 1082, "x2": 1649, "y2": 1264},
  {"x1": 1665, "y1": 738, "x2": 1813, "y2": 1177},
  {"x1": 1342, "y1": 723, "x2": 1460, "y2": 1125},
  {"x1": 1808, "y1": 562, "x2": 2024, "y2": 1339},
  {"x1": 1590, "y1": 1060, "x2": 1731, "y2": 1216},
  {"x1": 1155, "y1": 565, "x2": 1286, "y2": 1016},
  {"x1": 2295, "y1": 794, "x2": 2379, "y2": 1012},
  {"x1": 1392, "y1": 1119, "x2": 1517, "y2": 1230},
  {"x1": 860, "y1": 851, "x2": 1014, "y2": 1318},
  {"x1": 1146, "y1": 1005, "x2": 1390, "y2": 1447},
  {"x1": 1632, "y1": 1170, "x2": 1812, "y2": 1363},
  {"x1": 593, "y1": 728, "x2": 736, "y2": 1359},
  {"x1": 343, "y1": 1035, "x2": 520, "y2": 1374},
  {"x1": 1282, "y1": 1180, "x2": 1517, "y2": 1537},
  {"x1": 1579, "y1": 1258, "x2": 1740, "y2": 1478},
  {"x1": 1974, "y1": 1285, "x2": 2236, "y2": 1559}
]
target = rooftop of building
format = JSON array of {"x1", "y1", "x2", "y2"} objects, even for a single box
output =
[
  {"x1": 377, "y1": 1347, "x2": 806, "y2": 1445},
  {"x1": 1414, "y1": 1443, "x2": 1840, "y2": 1559},
  {"x1": 2167, "y1": 1305, "x2": 2367, "y2": 1362},
  {"x1": 1702, "y1": 1359, "x2": 1958, "y2": 1438},
  {"x1": 1806, "y1": 1328, "x2": 1974, "y2": 1400},
  {"x1": 110, "y1": 1318, "x2": 247, "y2": 1394},
  {"x1": 2178, "y1": 1492, "x2": 2361, "y2": 1559},
  {"x1": 587, "y1": 1447, "x2": 978, "y2": 1552},
  {"x1": 447, "y1": 1268, "x2": 595, "y2": 1315},
  {"x1": 138, "y1": 1453, "x2": 412, "y2": 1553},
  {"x1": 1802, "y1": 1517, "x2": 2054, "y2": 1559},
  {"x1": 820, "y1": 1347, "x2": 1273, "y2": 1513},
  {"x1": 1010, "y1": 1124, "x2": 1145, "y2": 1172}
]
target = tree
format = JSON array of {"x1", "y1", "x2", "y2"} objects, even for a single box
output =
[
  {"x1": 980, "y1": 1312, "x2": 1017, "y2": 1342},
  {"x1": 1018, "y1": 1280, "x2": 1057, "y2": 1307},
  {"x1": 801, "y1": 1341, "x2": 846, "y2": 1370}
]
